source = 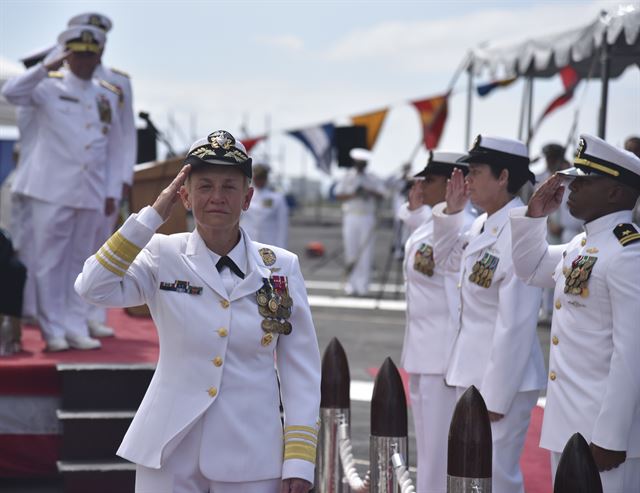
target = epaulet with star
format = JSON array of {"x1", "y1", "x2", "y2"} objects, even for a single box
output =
[
  {"x1": 613, "y1": 223, "x2": 640, "y2": 247},
  {"x1": 47, "y1": 71, "x2": 64, "y2": 78},
  {"x1": 109, "y1": 67, "x2": 130, "y2": 79},
  {"x1": 98, "y1": 79, "x2": 124, "y2": 104}
]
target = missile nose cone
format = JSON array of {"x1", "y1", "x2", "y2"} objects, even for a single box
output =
[
  {"x1": 447, "y1": 385, "x2": 492, "y2": 478},
  {"x1": 370, "y1": 357, "x2": 407, "y2": 437},
  {"x1": 554, "y1": 433, "x2": 603, "y2": 493},
  {"x1": 320, "y1": 337, "x2": 351, "y2": 409}
]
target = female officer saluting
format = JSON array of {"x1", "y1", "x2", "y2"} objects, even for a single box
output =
[{"x1": 75, "y1": 130, "x2": 321, "y2": 493}]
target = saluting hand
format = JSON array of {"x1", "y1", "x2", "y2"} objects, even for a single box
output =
[
  {"x1": 407, "y1": 181, "x2": 424, "y2": 211},
  {"x1": 44, "y1": 50, "x2": 70, "y2": 72},
  {"x1": 444, "y1": 168, "x2": 469, "y2": 214},
  {"x1": 281, "y1": 478, "x2": 312, "y2": 493},
  {"x1": 590, "y1": 442, "x2": 626, "y2": 472},
  {"x1": 152, "y1": 164, "x2": 191, "y2": 221},
  {"x1": 526, "y1": 174, "x2": 564, "y2": 218}
]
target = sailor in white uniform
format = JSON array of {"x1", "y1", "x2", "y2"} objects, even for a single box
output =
[
  {"x1": 2, "y1": 25, "x2": 124, "y2": 351},
  {"x1": 240, "y1": 164, "x2": 289, "y2": 248},
  {"x1": 334, "y1": 148, "x2": 387, "y2": 296},
  {"x1": 397, "y1": 151, "x2": 474, "y2": 493},
  {"x1": 432, "y1": 135, "x2": 546, "y2": 493},
  {"x1": 75, "y1": 130, "x2": 321, "y2": 493},
  {"x1": 510, "y1": 134, "x2": 640, "y2": 492},
  {"x1": 67, "y1": 12, "x2": 137, "y2": 338}
]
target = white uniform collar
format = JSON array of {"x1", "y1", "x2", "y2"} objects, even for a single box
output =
[
  {"x1": 207, "y1": 231, "x2": 247, "y2": 275},
  {"x1": 583, "y1": 209, "x2": 633, "y2": 237}
]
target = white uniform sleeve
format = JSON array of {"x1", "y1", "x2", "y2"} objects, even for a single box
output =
[
  {"x1": 118, "y1": 76, "x2": 137, "y2": 186},
  {"x1": 509, "y1": 206, "x2": 565, "y2": 289},
  {"x1": 1, "y1": 64, "x2": 48, "y2": 106},
  {"x1": 397, "y1": 202, "x2": 432, "y2": 234},
  {"x1": 481, "y1": 269, "x2": 542, "y2": 413},
  {"x1": 591, "y1": 246, "x2": 640, "y2": 452},
  {"x1": 432, "y1": 201, "x2": 465, "y2": 273},
  {"x1": 75, "y1": 206, "x2": 163, "y2": 306},
  {"x1": 277, "y1": 254, "x2": 321, "y2": 482}
]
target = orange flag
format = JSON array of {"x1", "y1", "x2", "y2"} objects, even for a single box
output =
[
  {"x1": 351, "y1": 108, "x2": 389, "y2": 150},
  {"x1": 412, "y1": 95, "x2": 449, "y2": 150},
  {"x1": 242, "y1": 135, "x2": 265, "y2": 153}
]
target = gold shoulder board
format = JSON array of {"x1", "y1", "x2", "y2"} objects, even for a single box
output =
[
  {"x1": 99, "y1": 79, "x2": 123, "y2": 96},
  {"x1": 47, "y1": 71, "x2": 64, "y2": 78},
  {"x1": 110, "y1": 67, "x2": 130, "y2": 79}
]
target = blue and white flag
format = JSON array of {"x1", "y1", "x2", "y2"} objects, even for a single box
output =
[{"x1": 289, "y1": 123, "x2": 335, "y2": 174}]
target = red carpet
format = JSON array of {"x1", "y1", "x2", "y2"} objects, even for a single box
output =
[{"x1": 366, "y1": 367, "x2": 552, "y2": 493}]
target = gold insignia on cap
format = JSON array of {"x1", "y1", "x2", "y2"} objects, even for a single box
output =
[
  {"x1": 81, "y1": 30, "x2": 94, "y2": 43},
  {"x1": 89, "y1": 15, "x2": 101, "y2": 27},
  {"x1": 576, "y1": 138, "x2": 586, "y2": 158},
  {"x1": 259, "y1": 248, "x2": 277, "y2": 266},
  {"x1": 209, "y1": 130, "x2": 235, "y2": 151},
  {"x1": 472, "y1": 134, "x2": 482, "y2": 150}
]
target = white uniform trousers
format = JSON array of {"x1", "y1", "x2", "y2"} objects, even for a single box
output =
[
  {"x1": 88, "y1": 208, "x2": 119, "y2": 324},
  {"x1": 10, "y1": 193, "x2": 37, "y2": 319},
  {"x1": 456, "y1": 387, "x2": 538, "y2": 493},
  {"x1": 342, "y1": 213, "x2": 376, "y2": 295},
  {"x1": 30, "y1": 199, "x2": 101, "y2": 341},
  {"x1": 551, "y1": 452, "x2": 640, "y2": 493},
  {"x1": 409, "y1": 374, "x2": 456, "y2": 493},
  {"x1": 135, "y1": 417, "x2": 281, "y2": 493}
]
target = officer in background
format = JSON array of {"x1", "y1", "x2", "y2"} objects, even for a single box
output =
[
  {"x1": 75, "y1": 130, "x2": 320, "y2": 493},
  {"x1": 510, "y1": 134, "x2": 640, "y2": 492},
  {"x1": 4, "y1": 46, "x2": 56, "y2": 323},
  {"x1": 433, "y1": 135, "x2": 546, "y2": 493},
  {"x1": 398, "y1": 151, "x2": 474, "y2": 493},
  {"x1": 68, "y1": 12, "x2": 137, "y2": 338},
  {"x1": 2, "y1": 25, "x2": 124, "y2": 352},
  {"x1": 334, "y1": 148, "x2": 387, "y2": 296},
  {"x1": 240, "y1": 163, "x2": 289, "y2": 248},
  {"x1": 625, "y1": 136, "x2": 640, "y2": 223}
]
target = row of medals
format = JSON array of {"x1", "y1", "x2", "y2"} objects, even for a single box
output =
[
  {"x1": 414, "y1": 245, "x2": 435, "y2": 277},
  {"x1": 563, "y1": 256, "x2": 596, "y2": 297},
  {"x1": 257, "y1": 279, "x2": 293, "y2": 346},
  {"x1": 469, "y1": 258, "x2": 497, "y2": 288}
]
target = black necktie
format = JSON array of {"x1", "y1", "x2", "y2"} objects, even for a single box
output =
[{"x1": 216, "y1": 256, "x2": 245, "y2": 279}]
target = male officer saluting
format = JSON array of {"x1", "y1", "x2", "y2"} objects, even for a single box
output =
[
  {"x1": 2, "y1": 25, "x2": 124, "y2": 351},
  {"x1": 68, "y1": 12, "x2": 136, "y2": 338},
  {"x1": 510, "y1": 134, "x2": 640, "y2": 491},
  {"x1": 75, "y1": 130, "x2": 321, "y2": 493}
]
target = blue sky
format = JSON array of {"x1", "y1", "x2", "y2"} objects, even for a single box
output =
[{"x1": 1, "y1": 0, "x2": 638, "y2": 184}]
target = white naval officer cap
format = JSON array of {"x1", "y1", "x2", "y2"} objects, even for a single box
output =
[
  {"x1": 58, "y1": 26, "x2": 105, "y2": 53},
  {"x1": 184, "y1": 130, "x2": 253, "y2": 179},
  {"x1": 460, "y1": 134, "x2": 534, "y2": 184},
  {"x1": 349, "y1": 148, "x2": 371, "y2": 162},
  {"x1": 68, "y1": 12, "x2": 113, "y2": 32},
  {"x1": 414, "y1": 151, "x2": 470, "y2": 178},
  {"x1": 558, "y1": 134, "x2": 640, "y2": 191}
]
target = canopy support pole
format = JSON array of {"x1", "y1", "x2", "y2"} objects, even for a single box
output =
[
  {"x1": 598, "y1": 41, "x2": 610, "y2": 139},
  {"x1": 526, "y1": 76, "x2": 534, "y2": 146},
  {"x1": 465, "y1": 61, "x2": 473, "y2": 149}
]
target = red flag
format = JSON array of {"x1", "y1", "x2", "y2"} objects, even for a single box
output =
[
  {"x1": 242, "y1": 136, "x2": 265, "y2": 153},
  {"x1": 535, "y1": 67, "x2": 580, "y2": 130},
  {"x1": 412, "y1": 95, "x2": 449, "y2": 150}
]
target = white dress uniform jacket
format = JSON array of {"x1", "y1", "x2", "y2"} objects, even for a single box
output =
[
  {"x1": 240, "y1": 187, "x2": 289, "y2": 248},
  {"x1": 510, "y1": 208, "x2": 640, "y2": 456},
  {"x1": 93, "y1": 64, "x2": 136, "y2": 195},
  {"x1": 432, "y1": 198, "x2": 546, "y2": 414},
  {"x1": 1, "y1": 64, "x2": 124, "y2": 210},
  {"x1": 75, "y1": 206, "x2": 321, "y2": 483},
  {"x1": 334, "y1": 168, "x2": 387, "y2": 216}
]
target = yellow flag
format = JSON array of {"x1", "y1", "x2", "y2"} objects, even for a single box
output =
[{"x1": 351, "y1": 108, "x2": 389, "y2": 150}]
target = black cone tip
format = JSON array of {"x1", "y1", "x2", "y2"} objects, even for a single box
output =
[
  {"x1": 370, "y1": 357, "x2": 407, "y2": 437},
  {"x1": 447, "y1": 385, "x2": 492, "y2": 478},
  {"x1": 554, "y1": 433, "x2": 603, "y2": 493},
  {"x1": 320, "y1": 337, "x2": 351, "y2": 408}
]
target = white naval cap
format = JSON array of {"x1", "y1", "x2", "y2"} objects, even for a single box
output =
[
  {"x1": 68, "y1": 12, "x2": 113, "y2": 32},
  {"x1": 184, "y1": 130, "x2": 253, "y2": 178},
  {"x1": 349, "y1": 148, "x2": 372, "y2": 162},
  {"x1": 414, "y1": 151, "x2": 469, "y2": 178},
  {"x1": 460, "y1": 134, "x2": 534, "y2": 185},
  {"x1": 558, "y1": 134, "x2": 640, "y2": 190},
  {"x1": 58, "y1": 25, "x2": 105, "y2": 53}
]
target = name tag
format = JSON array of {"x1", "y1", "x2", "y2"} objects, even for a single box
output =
[{"x1": 59, "y1": 95, "x2": 80, "y2": 103}]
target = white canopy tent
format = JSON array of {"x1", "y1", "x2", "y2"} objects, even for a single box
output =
[{"x1": 465, "y1": 5, "x2": 640, "y2": 143}]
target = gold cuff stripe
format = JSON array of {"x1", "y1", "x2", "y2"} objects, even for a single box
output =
[
  {"x1": 284, "y1": 443, "x2": 316, "y2": 463},
  {"x1": 284, "y1": 425, "x2": 318, "y2": 436},
  {"x1": 620, "y1": 233, "x2": 640, "y2": 245},
  {"x1": 107, "y1": 232, "x2": 141, "y2": 263},
  {"x1": 574, "y1": 157, "x2": 620, "y2": 177},
  {"x1": 284, "y1": 433, "x2": 318, "y2": 445},
  {"x1": 99, "y1": 246, "x2": 130, "y2": 271},
  {"x1": 95, "y1": 253, "x2": 126, "y2": 277}
]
